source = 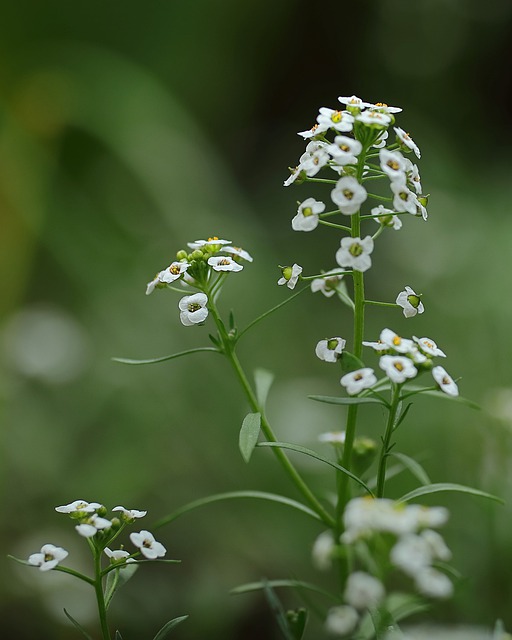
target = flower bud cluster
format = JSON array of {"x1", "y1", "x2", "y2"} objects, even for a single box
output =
[{"x1": 27, "y1": 499, "x2": 166, "y2": 572}]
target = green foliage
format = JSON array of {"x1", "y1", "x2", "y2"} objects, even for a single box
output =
[{"x1": 239, "y1": 412, "x2": 261, "y2": 463}]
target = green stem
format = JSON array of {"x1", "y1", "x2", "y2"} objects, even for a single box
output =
[
  {"x1": 318, "y1": 220, "x2": 352, "y2": 232},
  {"x1": 376, "y1": 383, "x2": 401, "y2": 497},
  {"x1": 364, "y1": 300, "x2": 399, "y2": 308},
  {"x1": 208, "y1": 298, "x2": 334, "y2": 527},
  {"x1": 93, "y1": 547, "x2": 111, "y2": 640}
]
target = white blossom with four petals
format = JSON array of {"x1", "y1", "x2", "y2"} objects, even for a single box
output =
[
  {"x1": 291, "y1": 197, "x2": 325, "y2": 232},
  {"x1": 28, "y1": 544, "x2": 68, "y2": 572},
  {"x1": 379, "y1": 355, "x2": 418, "y2": 383},
  {"x1": 396, "y1": 285, "x2": 424, "y2": 318},
  {"x1": 331, "y1": 176, "x2": 368, "y2": 215},
  {"x1": 178, "y1": 293, "x2": 209, "y2": 326},
  {"x1": 336, "y1": 236, "x2": 374, "y2": 273},
  {"x1": 315, "y1": 337, "x2": 346, "y2": 363},
  {"x1": 207, "y1": 256, "x2": 243, "y2": 272},
  {"x1": 310, "y1": 269, "x2": 345, "y2": 297},
  {"x1": 432, "y1": 366, "x2": 459, "y2": 397},
  {"x1": 340, "y1": 368, "x2": 377, "y2": 396},
  {"x1": 278, "y1": 263, "x2": 302, "y2": 289},
  {"x1": 130, "y1": 530, "x2": 166, "y2": 559}
]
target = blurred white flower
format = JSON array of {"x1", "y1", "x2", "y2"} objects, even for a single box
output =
[
  {"x1": 130, "y1": 530, "x2": 166, "y2": 559},
  {"x1": 432, "y1": 366, "x2": 459, "y2": 397},
  {"x1": 325, "y1": 605, "x2": 359, "y2": 636},
  {"x1": 379, "y1": 355, "x2": 418, "y2": 383},
  {"x1": 28, "y1": 544, "x2": 68, "y2": 572},
  {"x1": 394, "y1": 126, "x2": 421, "y2": 158},
  {"x1": 344, "y1": 571, "x2": 385, "y2": 610},
  {"x1": 340, "y1": 368, "x2": 377, "y2": 396},
  {"x1": 331, "y1": 177, "x2": 368, "y2": 215}
]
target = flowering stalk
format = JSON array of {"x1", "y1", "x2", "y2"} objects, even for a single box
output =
[{"x1": 375, "y1": 382, "x2": 402, "y2": 498}]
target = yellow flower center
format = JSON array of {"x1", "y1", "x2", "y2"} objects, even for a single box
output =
[
  {"x1": 394, "y1": 362, "x2": 404, "y2": 372},
  {"x1": 392, "y1": 336, "x2": 402, "y2": 346},
  {"x1": 387, "y1": 160, "x2": 400, "y2": 171},
  {"x1": 343, "y1": 188, "x2": 354, "y2": 200},
  {"x1": 331, "y1": 110, "x2": 343, "y2": 123},
  {"x1": 349, "y1": 242, "x2": 363, "y2": 257}
]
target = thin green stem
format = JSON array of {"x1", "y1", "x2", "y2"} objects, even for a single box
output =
[
  {"x1": 208, "y1": 297, "x2": 334, "y2": 527},
  {"x1": 367, "y1": 193, "x2": 392, "y2": 202},
  {"x1": 318, "y1": 220, "x2": 352, "y2": 232},
  {"x1": 53, "y1": 565, "x2": 95, "y2": 586},
  {"x1": 364, "y1": 300, "x2": 399, "y2": 308},
  {"x1": 305, "y1": 177, "x2": 338, "y2": 184},
  {"x1": 93, "y1": 547, "x2": 111, "y2": 640},
  {"x1": 376, "y1": 383, "x2": 402, "y2": 497}
]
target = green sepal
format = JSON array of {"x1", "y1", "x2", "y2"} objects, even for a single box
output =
[
  {"x1": 239, "y1": 412, "x2": 261, "y2": 463},
  {"x1": 286, "y1": 608, "x2": 308, "y2": 640},
  {"x1": 399, "y1": 482, "x2": 504, "y2": 505},
  {"x1": 152, "y1": 615, "x2": 189, "y2": 640},
  {"x1": 63, "y1": 609, "x2": 93, "y2": 640},
  {"x1": 309, "y1": 394, "x2": 388, "y2": 407},
  {"x1": 105, "y1": 563, "x2": 139, "y2": 609},
  {"x1": 339, "y1": 350, "x2": 365, "y2": 373}
]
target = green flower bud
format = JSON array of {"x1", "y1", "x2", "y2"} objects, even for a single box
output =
[
  {"x1": 176, "y1": 250, "x2": 188, "y2": 261},
  {"x1": 191, "y1": 250, "x2": 204, "y2": 260},
  {"x1": 281, "y1": 266, "x2": 293, "y2": 281}
]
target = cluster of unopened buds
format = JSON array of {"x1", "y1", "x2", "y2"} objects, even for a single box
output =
[
  {"x1": 26, "y1": 499, "x2": 166, "y2": 571},
  {"x1": 315, "y1": 497, "x2": 453, "y2": 637},
  {"x1": 145, "y1": 237, "x2": 252, "y2": 326},
  {"x1": 316, "y1": 328, "x2": 459, "y2": 398}
]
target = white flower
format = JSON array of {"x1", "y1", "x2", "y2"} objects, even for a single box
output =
[
  {"x1": 404, "y1": 158, "x2": 422, "y2": 194},
  {"x1": 159, "y1": 261, "x2": 190, "y2": 284},
  {"x1": 413, "y1": 336, "x2": 446, "y2": 358},
  {"x1": 378, "y1": 328, "x2": 415, "y2": 354},
  {"x1": 207, "y1": 256, "x2": 244, "y2": 272},
  {"x1": 310, "y1": 269, "x2": 345, "y2": 297},
  {"x1": 187, "y1": 237, "x2": 231, "y2": 250},
  {"x1": 317, "y1": 107, "x2": 354, "y2": 133},
  {"x1": 373, "y1": 130, "x2": 389, "y2": 149},
  {"x1": 371, "y1": 205, "x2": 402, "y2": 230},
  {"x1": 407, "y1": 504, "x2": 450, "y2": 530},
  {"x1": 362, "y1": 339, "x2": 388, "y2": 352},
  {"x1": 394, "y1": 126, "x2": 421, "y2": 159},
  {"x1": 297, "y1": 123, "x2": 321, "y2": 139},
  {"x1": 415, "y1": 568, "x2": 453, "y2": 598},
  {"x1": 421, "y1": 529, "x2": 452, "y2": 562},
  {"x1": 223, "y1": 245, "x2": 253, "y2": 262},
  {"x1": 292, "y1": 197, "x2": 325, "y2": 232},
  {"x1": 28, "y1": 544, "x2": 68, "y2": 572},
  {"x1": 179, "y1": 293, "x2": 209, "y2": 326},
  {"x1": 344, "y1": 572, "x2": 385, "y2": 610},
  {"x1": 105, "y1": 548, "x2": 136, "y2": 563},
  {"x1": 336, "y1": 236, "x2": 374, "y2": 272},
  {"x1": 112, "y1": 506, "x2": 147, "y2": 520},
  {"x1": 432, "y1": 366, "x2": 459, "y2": 397},
  {"x1": 130, "y1": 530, "x2": 166, "y2": 559},
  {"x1": 340, "y1": 368, "x2": 377, "y2": 396},
  {"x1": 391, "y1": 533, "x2": 433, "y2": 575},
  {"x1": 315, "y1": 337, "x2": 346, "y2": 363},
  {"x1": 379, "y1": 149, "x2": 408, "y2": 181},
  {"x1": 278, "y1": 263, "x2": 302, "y2": 289},
  {"x1": 327, "y1": 136, "x2": 362, "y2": 166},
  {"x1": 391, "y1": 179, "x2": 420, "y2": 215},
  {"x1": 146, "y1": 272, "x2": 163, "y2": 295},
  {"x1": 75, "y1": 514, "x2": 113, "y2": 538},
  {"x1": 331, "y1": 177, "x2": 367, "y2": 215},
  {"x1": 338, "y1": 95, "x2": 373, "y2": 110},
  {"x1": 55, "y1": 500, "x2": 102, "y2": 514},
  {"x1": 356, "y1": 111, "x2": 392, "y2": 127},
  {"x1": 312, "y1": 530, "x2": 335, "y2": 571},
  {"x1": 319, "y1": 431, "x2": 346, "y2": 444},
  {"x1": 283, "y1": 165, "x2": 303, "y2": 187},
  {"x1": 300, "y1": 141, "x2": 330, "y2": 177},
  {"x1": 367, "y1": 101, "x2": 402, "y2": 114},
  {"x1": 325, "y1": 605, "x2": 359, "y2": 636},
  {"x1": 379, "y1": 355, "x2": 417, "y2": 383},
  {"x1": 396, "y1": 286, "x2": 424, "y2": 318}
]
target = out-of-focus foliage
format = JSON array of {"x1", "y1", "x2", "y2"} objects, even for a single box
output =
[{"x1": 2, "y1": 1, "x2": 512, "y2": 638}]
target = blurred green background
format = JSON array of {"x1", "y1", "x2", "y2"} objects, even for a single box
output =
[{"x1": 2, "y1": 0, "x2": 512, "y2": 638}]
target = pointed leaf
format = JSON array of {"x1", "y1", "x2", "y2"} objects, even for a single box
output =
[
  {"x1": 309, "y1": 394, "x2": 386, "y2": 406},
  {"x1": 389, "y1": 452, "x2": 431, "y2": 486},
  {"x1": 239, "y1": 412, "x2": 261, "y2": 463},
  {"x1": 262, "y1": 581, "x2": 295, "y2": 640},
  {"x1": 336, "y1": 281, "x2": 355, "y2": 310},
  {"x1": 105, "y1": 563, "x2": 139, "y2": 608},
  {"x1": 153, "y1": 490, "x2": 322, "y2": 529},
  {"x1": 399, "y1": 483, "x2": 504, "y2": 504},
  {"x1": 112, "y1": 347, "x2": 219, "y2": 365},
  {"x1": 231, "y1": 579, "x2": 337, "y2": 601},
  {"x1": 401, "y1": 387, "x2": 480, "y2": 409},
  {"x1": 152, "y1": 615, "x2": 189, "y2": 640},
  {"x1": 254, "y1": 368, "x2": 275, "y2": 409},
  {"x1": 115, "y1": 632, "x2": 123, "y2": 640},
  {"x1": 258, "y1": 442, "x2": 374, "y2": 496},
  {"x1": 63, "y1": 609, "x2": 93, "y2": 640}
]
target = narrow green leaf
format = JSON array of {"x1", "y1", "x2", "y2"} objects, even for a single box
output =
[
  {"x1": 231, "y1": 579, "x2": 337, "y2": 601},
  {"x1": 153, "y1": 490, "x2": 322, "y2": 529},
  {"x1": 115, "y1": 632, "x2": 123, "y2": 640},
  {"x1": 390, "y1": 452, "x2": 431, "y2": 486},
  {"x1": 258, "y1": 442, "x2": 374, "y2": 496},
  {"x1": 254, "y1": 368, "x2": 275, "y2": 409},
  {"x1": 309, "y1": 394, "x2": 386, "y2": 406},
  {"x1": 400, "y1": 387, "x2": 480, "y2": 409},
  {"x1": 63, "y1": 609, "x2": 93, "y2": 640},
  {"x1": 105, "y1": 563, "x2": 139, "y2": 608},
  {"x1": 152, "y1": 615, "x2": 189, "y2": 640},
  {"x1": 399, "y1": 483, "x2": 504, "y2": 505},
  {"x1": 239, "y1": 412, "x2": 261, "y2": 463},
  {"x1": 336, "y1": 281, "x2": 355, "y2": 310},
  {"x1": 393, "y1": 402, "x2": 413, "y2": 431},
  {"x1": 111, "y1": 347, "x2": 219, "y2": 365}
]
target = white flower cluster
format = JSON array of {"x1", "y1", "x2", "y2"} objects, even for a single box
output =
[
  {"x1": 145, "y1": 237, "x2": 252, "y2": 326},
  {"x1": 27, "y1": 499, "x2": 166, "y2": 571},
  {"x1": 284, "y1": 94, "x2": 427, "y2": 241},
  {"x1": 362, "y1": 329, "x2": 459, "y2": 396}
]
